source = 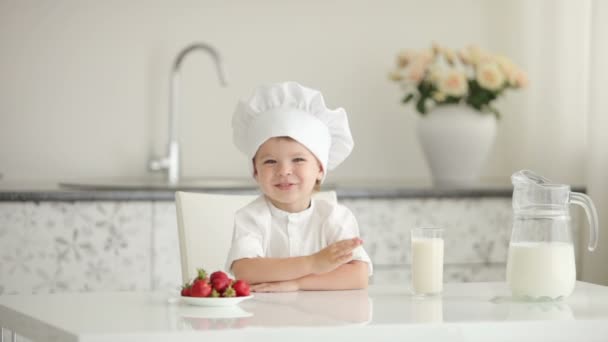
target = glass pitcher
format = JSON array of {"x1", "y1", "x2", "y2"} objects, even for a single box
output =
[{"x1": 506, "y1": 170, "x2": 599, "y2": 300}]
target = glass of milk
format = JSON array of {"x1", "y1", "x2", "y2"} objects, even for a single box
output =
[{"x1": 410, "y1": 227, "x2": 444, "y2": 296}]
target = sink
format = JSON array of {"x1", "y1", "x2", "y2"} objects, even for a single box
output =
[{"x1": 59, "y1": 177, "x2": 257, "y2": 191}]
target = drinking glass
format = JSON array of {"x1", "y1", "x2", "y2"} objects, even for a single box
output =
[{"x1": 410, "y1": 227, "x2": 444, "y2": 296}]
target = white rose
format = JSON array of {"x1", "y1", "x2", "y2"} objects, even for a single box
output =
[
  {"x1": 458, "y1": 49, "x2": 471, "y2": 65},
  {"x1": 388, "y1": 69, "x2": 403, "y2": 81},
  {"x1": 442, "y1": 47, "x2": 457, "y2": 65},
  {"x1": 397, "y1": 49, "x2": 416, "y2": 67},
  {"x1": 476, "y1": 62, "x2": 505, "y2": 91},
  {"x1": 465, "y1": 45, "x2": 484, "y2": 65},
  {"x1": 513, "y1": 69, "x2": 528, "y2": 87},
  {"x1": 432, "y1": 42, "x2": 442, "y2": 55},
  {"x1": 494, "y1": 56, "x2": 519, "y2": 86},
  {"x1": 416, "y1": 49, "x2": 434, "y2": 67},
  {"x1": 495, "y1": 55, "x2": 515, "y2": 73},
  {"x1": 428, "y1": 64, "x2": 442, "y2": 83},
  {"x1": 438, "y1": 69, "x2": 468, "y2": 97},
  {"x1": 433, "y1": 91, "x2": 447, "y2": 102},
  {"x1": 406, "y1": 63, "x2": 426, "y2": 83}
]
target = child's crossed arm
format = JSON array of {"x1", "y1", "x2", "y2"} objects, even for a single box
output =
[{"x1": 231, "y1": 237, "x2": 368, "y2": 291}]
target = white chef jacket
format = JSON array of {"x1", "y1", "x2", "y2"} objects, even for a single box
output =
[{"x1": 225, "y1": 195, "x2": 373, "y2": 276}]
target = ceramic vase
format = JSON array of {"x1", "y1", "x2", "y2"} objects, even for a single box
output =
[{"x1": 416, "y1": 105, "x2": 497, "y2": 187}]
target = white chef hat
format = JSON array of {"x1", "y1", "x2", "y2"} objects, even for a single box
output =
[{"x1": 232, "y1": 81, "x2": 354, "y2": 181}]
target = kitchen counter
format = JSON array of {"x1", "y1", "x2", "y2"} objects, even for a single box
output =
[
  {"x1": 0, "y1": 179, "x2": 537, "y2": 201},
  {"x1": 1, "y1": 282, "x2": 607, "y2": 342}
]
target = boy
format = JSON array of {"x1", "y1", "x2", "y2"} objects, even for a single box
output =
[{"x1": 226, "y1": 81, "x2": 373, "y2": 292}]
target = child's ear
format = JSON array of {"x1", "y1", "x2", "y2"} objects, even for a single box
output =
[{"x1": 252, "y1": 159, "x2": 258, "y2": 178}]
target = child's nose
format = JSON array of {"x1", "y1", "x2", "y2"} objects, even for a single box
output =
[{"x1": 278, "y1": 162, "x2": 293, "y2": 176}]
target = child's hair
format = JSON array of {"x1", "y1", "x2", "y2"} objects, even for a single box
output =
[{"x1": 314, "y1": 180, "x2": 321, "y2": 192}]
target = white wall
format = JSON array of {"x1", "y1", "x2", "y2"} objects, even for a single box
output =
[
  {"x1": 0, "y1": 0, "x2": 590, "y2": 186},
  {"x1": 581, "y1": 0, "x2": 608, "y2": 285}
]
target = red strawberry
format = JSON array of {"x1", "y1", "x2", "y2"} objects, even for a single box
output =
[
  {"x1": 211, "y1": 277, "x2": 232, "y2": 293},
  {"x1": 232, "y1": 280, "x2": 250, "y2": 297},
  {"x1": 209, "y1": 270, "x2": 228, "y2": 283},
  {"x1": 181, "y1": 283, "x2": 192, "y2": 297},
  {"x1": 190, "y1": 279, "x2": 212, "y2": 297}
]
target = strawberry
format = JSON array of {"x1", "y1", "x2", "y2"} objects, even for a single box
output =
[
  {"x1": 211, "y1": 277, "x2": 232, "y2": 293},
  {"x1": 210, "y1": 289, "x2": 221, "y2": 298},
  {"x1": 195, "y1": 268, "x2": 208, "y2": 281},
  {"x1": 209, "y1": 270, "x2": 228, "y2": 283},
  {"x1": 190, "y1": 279, "x2": 212, "y2": 297},
  {"x1": 232, "y1": 280, "x2": 250, "y2": 297},
  {"x1": 181, "y1": 283, "x2": 192, "y2": 297},
  {"x1": 222, "y1": 285, "x2": 236, "y2": 297}
]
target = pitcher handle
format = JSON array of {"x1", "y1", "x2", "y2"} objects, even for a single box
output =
[{"x1": 570, "y1": 192, "x2": 599, "y2": 251}]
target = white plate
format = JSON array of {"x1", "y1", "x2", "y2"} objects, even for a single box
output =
[
  {"x1": 177, "y1": 305, "x2": 253, "y2": 318},
  {"x1": 181, "y1": 295, "x2": 253, "y2": 307}
]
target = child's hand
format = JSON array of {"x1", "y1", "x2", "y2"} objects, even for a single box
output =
[
  {"x1": 251, "y1": 280, "x2": 299, "y2": 292},
  {"x1": 310, "y1": 237, "x2": 363, "y2": 274}
]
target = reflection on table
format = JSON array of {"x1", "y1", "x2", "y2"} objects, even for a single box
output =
[
  {"x1": 2, "y1": 282, "x2": 608, "y2": 342},
  {"x1": 173, "y1": 289, "x2": 372, "y2": 331}
]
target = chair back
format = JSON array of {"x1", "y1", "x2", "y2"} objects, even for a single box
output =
[{"x1": 175, "y1": 190, "x2": 337, "y2": 283}]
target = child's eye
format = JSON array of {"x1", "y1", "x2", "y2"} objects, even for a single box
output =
[
  {"x1": 293, "y1": 157, "x2": 306, "y2": 163},
  {"x1": 263, "y1": 159, "x2": 276, "y2": 165}
]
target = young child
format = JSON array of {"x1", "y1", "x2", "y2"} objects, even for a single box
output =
[{"x1": 226, "y1": 81, "x2": 373, "y2": 292}]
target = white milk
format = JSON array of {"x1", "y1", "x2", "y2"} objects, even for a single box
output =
[
  {"x1": 411, "y1": 238, "x2": 444, "y2": 295},
  {"x1": 507, "y1": 242, "x2": 576, "y2": 299}
]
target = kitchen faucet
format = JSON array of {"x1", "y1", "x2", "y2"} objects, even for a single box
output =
[{"x1": 148, "y1": 42, "x2": 227, "y2": 185}]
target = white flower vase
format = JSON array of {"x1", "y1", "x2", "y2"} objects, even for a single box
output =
[{"x1": 416, "y1": 105, "x2": 497, "y2": 187}]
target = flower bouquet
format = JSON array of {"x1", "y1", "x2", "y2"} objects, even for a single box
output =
[{"x1": 389, "y1": 43, "x2": 527, "y2": 118}]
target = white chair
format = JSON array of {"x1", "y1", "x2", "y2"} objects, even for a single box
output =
[{"x1": 175, "y1": 190, "x2": 337, "y2": 284}]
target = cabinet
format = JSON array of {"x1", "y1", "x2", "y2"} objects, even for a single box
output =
[{"x1": 0, "y1": 197, "x2": 512, "y2": 295}]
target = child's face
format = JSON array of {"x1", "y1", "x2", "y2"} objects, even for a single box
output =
[{"x1": 253, "y1": 137, "x2": 324, "y2": 213}]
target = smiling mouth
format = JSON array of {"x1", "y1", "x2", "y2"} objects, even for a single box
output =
[{"x1": 275, "y1": 183, "x2": 296, "y2": 190}]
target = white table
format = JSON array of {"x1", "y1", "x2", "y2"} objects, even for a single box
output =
[{"x1": 1, "y1": 282, "x2": 608, "y2": 342}]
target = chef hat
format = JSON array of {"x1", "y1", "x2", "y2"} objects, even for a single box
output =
[{"x1": 232, "y1": 81, "x2": 354, "y2": 181}]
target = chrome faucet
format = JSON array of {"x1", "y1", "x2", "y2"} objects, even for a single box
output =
[{"x1": 149, "y1": 42, "x2": 227, "y2": 185}]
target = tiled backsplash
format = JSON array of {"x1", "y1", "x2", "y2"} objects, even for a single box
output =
[{"x1": 0, "y1": 198, "x2": 513, "y2": 295}]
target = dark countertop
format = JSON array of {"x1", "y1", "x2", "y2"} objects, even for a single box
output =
[{"x1": 0, "y1": 178, "x2": 532, "y2": 201}]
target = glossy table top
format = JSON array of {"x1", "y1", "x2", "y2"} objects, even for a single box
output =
[{"x1": 1, "y1": 282, "x2": 607, "y2": 341}]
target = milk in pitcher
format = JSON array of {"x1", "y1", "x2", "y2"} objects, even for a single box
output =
[
  {"x1": 507, "y1": 170, "x2": 599, "y2": 300},
  {"x1": 506, "y1": 241, "x2": 576, "y2": 299}
]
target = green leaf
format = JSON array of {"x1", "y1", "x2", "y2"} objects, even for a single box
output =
[
  {"x1": 484, "y1": 105, "x2": 501, "y2": 119},
  {"x1": 443, "y1": 96, "x2": 460, "y2": 104},
  {"x1": 417, "y1": 81, "x2": 435, "y2": 97},
  {"x1": 416, "y1": 97, "x2": 427, "y2": 114},
  {"x1": 402, "y1": 93, "x2": 414, "y2": 104}
]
